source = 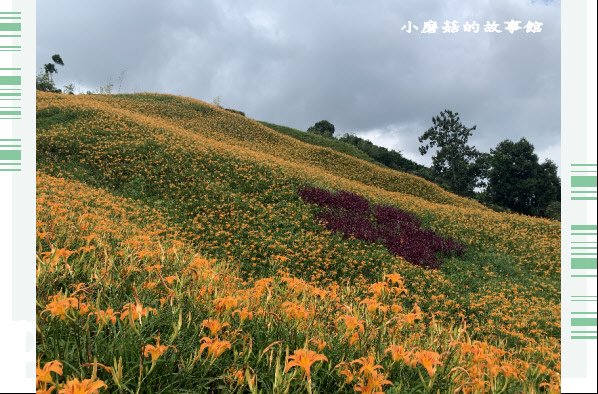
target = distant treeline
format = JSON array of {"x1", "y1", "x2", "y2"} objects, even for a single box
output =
[
  {"x1": 337, "y1": 134, "x2": 437, "y2": 182},
  {"x1": 262, "y1": 115, "x2": 560, "y2": 220}
]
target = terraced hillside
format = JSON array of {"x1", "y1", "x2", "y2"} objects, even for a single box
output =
[{"x1": 36, "y1": 92, "x2": 560, "y2": 393}]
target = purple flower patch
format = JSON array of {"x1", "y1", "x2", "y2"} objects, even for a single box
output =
[{"x1": 298, "y1": 186, "x2": 464, "y2": 269}]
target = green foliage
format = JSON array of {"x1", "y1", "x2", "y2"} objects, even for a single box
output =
[
  {"x1": 545, "y1": 201, "x2": 561, "y2": 221},
  {"x1": 51, "y1": 54, "x2": 65, "y2": 66},
  {"x1": 307, "y1": 120, "x2": 335, "y2": 138},
  {"x1": 339, "y1": 133, "x2": 434, "y2": 178},
  {"x1": 37, "y1": 54, "x2": 66, "y2": 93},
  {"x1": 262, "y1": 123, "x2": 443, "y2": 187},
  {"x1": 63, "y1": 83, "x2": 75, "y2": 95},
  {"x1": 224, "y1": 108, "x2": 245, "y2": 116},
  {"x1": 36, "y1": 72, "x2": 61, "y2": 93},
  {"x1": 485, "y1": 138, "x2": 560, "y2": 217},
  {"x1": 259, "y1": 121, "x2": 376, "y2": 163},
  {"x1": 419, "y1": 110, "x2": 486, "y2": 197},
  {"x1": 44, "y1": 63, "x2": 58, "y2": 75}
]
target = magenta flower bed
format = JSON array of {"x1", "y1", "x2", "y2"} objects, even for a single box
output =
[{"x1": 298, "y1": 186, "x2": 464, "y2": 269}]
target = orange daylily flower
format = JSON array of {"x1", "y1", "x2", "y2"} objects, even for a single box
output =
[
  {"x1": 230, "y1": 368, "x2": 245, "y2": 385},
  {"x1": 353, "y1": 370, "x2": 392, "y2": 394},
  {"x1": 199, "y1": 337, "x2": 231, "y2": 359},
  {"x1": 352, "y1": 356, "x2": 384, "y2": 377},
  {"x1": 310, "y1": 286, "x2": 328, "y2": 299},
  {"x1": 338, "y1": 367, "x2": 355, "y2": 383},
  {"x1": 385, "y1": 345, "x2": 412, "y2": 365},
  {"x1": 120, "y1": 301, "x2": 156, "y2": 327},
  {"x1": 414, "y1": 350, "x2": 442, "y2": 377},
  {"x1": 37, "y1": 230, "x2": 49, "y2": 239},
  {"x1": 213, "y1": 296, "x2": 239, "y2": 312},
  {"x1": 252, "y1": 278, "x2": 273, "y2": 298},
  {"x1": 383, "y1": 273, "x2": 404, "y2": 285},
  {"x1": 144, "y1": 264, "x2": 163, "y2": 272},
  {"x1": 58, "y1": 377, "x2": 106, "y2": 394},
  {"x1": 78, "y1": 245, "x2": 95, "y2": 254},
  {"x1": 232, "y1": 308, "x2": 254, "y2": 322},
  {"x1": 403, "y1": 305, "x2": 423, "y2": 325},
  {"x1": 384, "y1": 273, "x2": 408, "y2": 295},
  {"x1": 143, "y1": 337, "x2": 173, "y2": 366},
  {"x1": 309, "y1": 338, "x2": 327, "y2": 352},
  {"x1": 337, "y1": 314, "x2": 365, "y2": 345},
  {"x1": 201, "y1": 319, "x2": 230, "y2": 336},
  {"x1": 44, "y1": 294, "x2": 79, "y2": 320},
  {"x1": 36, "y1": 360, "x2": 63, "y2": 386},
  {"x1": 142, "y1": 281, "x2": 158, "y2": 290},
  {"x1": 360, "y1": 298, "x2": 388, "y2": 314},
  {"x1": 281, "y1": 301, "x2": 310, "y2": 320},
  {"x1": 94, "y1": 308, "x2": 118, "y2": 327},
  {"x1": 284, "y1": 349, "x2": 328, "y2": 381},
  {"x1": 78, "y1": 303, "x2": 93, "y2": 316},
  {"x1": 272, "y1": 255, "x2": 288, "y2": 262},
  {"x1": 351, "y1": 357, "x2": 392, "y2": 394},
  {"x1": 53, "y1": 248, "x2": 76, "y2": 263},
  {"x1": 368, "y1": 282, "x2": 387, "y2": 298}
]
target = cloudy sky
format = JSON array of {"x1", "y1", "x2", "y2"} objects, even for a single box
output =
[{"x1": 37, "y1": 0, "x2": 560, "y2": 167}]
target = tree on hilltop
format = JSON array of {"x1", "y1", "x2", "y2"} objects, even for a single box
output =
[
  {"x1": 37, "y1": 54, "x2": 65, "y2": 93},
  {"x1": 485, "y1": 138, "x2": 560, "y2": 217},
  {"x1": 419, "y1": 110, "x2": 486, "y2": 196},
  {"x1": 307, "y1": 120, "x2": 335, "y2": 138}
]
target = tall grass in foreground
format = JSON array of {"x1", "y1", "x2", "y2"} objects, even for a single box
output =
[{"x1": 36, "y1": 173, "x2": 559, "y2": 393}]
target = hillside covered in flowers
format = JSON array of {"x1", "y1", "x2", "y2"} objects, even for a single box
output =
[{"x1": 36, "y1": 92, "x2": 560, "y2": 393}]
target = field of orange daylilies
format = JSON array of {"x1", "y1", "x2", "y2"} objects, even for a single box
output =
[{"x1": 36, "y1": 92, "x2": 560, "y2": 393}]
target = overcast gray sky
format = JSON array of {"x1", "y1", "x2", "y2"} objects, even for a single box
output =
[{"x1": 38, "y1": 0, "x2": 560, "y2": 167}]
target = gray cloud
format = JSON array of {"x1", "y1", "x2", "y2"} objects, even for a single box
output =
[{"x1": 38, "y1": 0, "x2": 560, "y2": 167}]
